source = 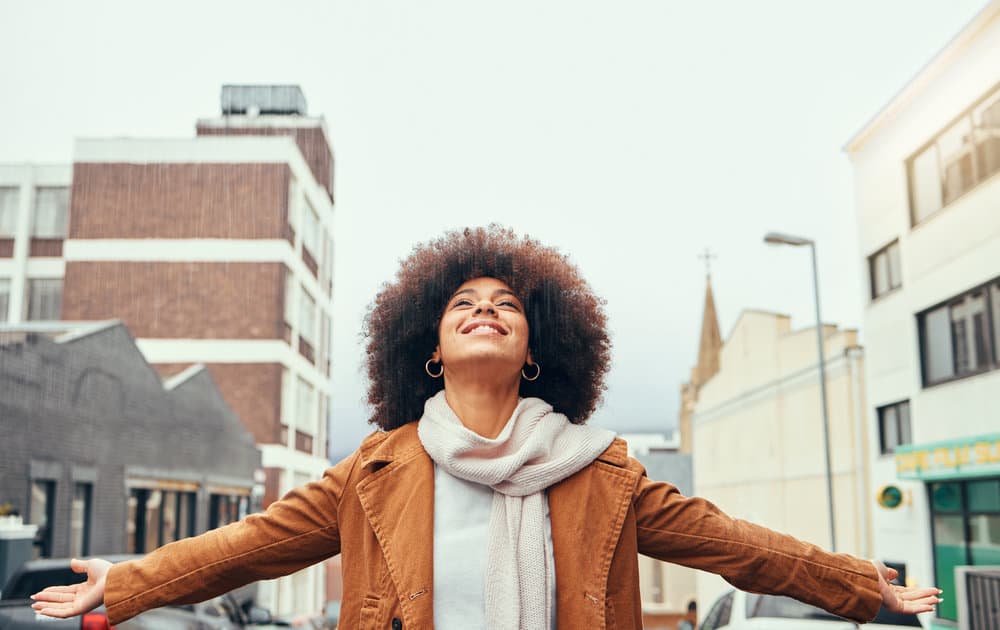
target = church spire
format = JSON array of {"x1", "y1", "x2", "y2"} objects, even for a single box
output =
[{"x1": 692, "y1": 272, "x2": 722, "y2": 387}]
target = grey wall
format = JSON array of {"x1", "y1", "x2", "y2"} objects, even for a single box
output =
[{"x1": 0, "y1": 324, "x2": 260, "y2": 557}]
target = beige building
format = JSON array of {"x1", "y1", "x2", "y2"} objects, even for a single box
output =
[{"x1": 691, "y1": 309, "x2": 871, "y2": 609}]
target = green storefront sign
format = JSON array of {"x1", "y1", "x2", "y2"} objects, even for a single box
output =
[{"x1": 896, "y1": 433, "x2": 1000, "y2": 480}]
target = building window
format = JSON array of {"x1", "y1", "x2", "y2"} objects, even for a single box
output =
[
  {"x1": 127, "y1": 488, "x2": 196, "y2": 554},
  {"x1": 869, "y1": 241, "x2": 902, "y2": 299},
  {"x1": 296, "y1": 376, "x2": 316, "y2": 437},
  {"x1": 299, "y1": 288, "x2": 317, "y2": 346},
  {"x1": 0, "y1": 278, "x2": 10, "y2": 323},
  {"x1": 0, "y1": 187, "x2": 19, "y2": 236},
  {"x1": 301, "y1": 202, "x2": 320, "y2": 257},
  {"x1": 32, "y1": 187, "x2": 70, "y2": 237},
  {"x1": 209, "y1": 493, "x2": 249, "y2": 530},
  {"x1": 919, "y1": 277, "x2": 1000, "y2": 386},
  {"x1": 69, "y1": 483, "x2": 92, "y2": 558},
  {"x1": 929, "y1": 478, "x2": 1000, "y2": 622},
  {"x1": 26, "y1": 278, "x2": 62, "y2": 320},
  {"x1": 907, "y1": 84, "x2": 1000, "y2": 225},
  {"x1": 287, "y1": 178, "x2": 300, "y2": 233},
  {"x1": 29, "y1": 480, "x2": 56, "y2": 559},
  {"x1": 877, "y1": 401, "x2": 911, "y2": 454}
]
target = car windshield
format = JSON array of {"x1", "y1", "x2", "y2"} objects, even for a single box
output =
[{"x1": 746, "y1": 594, "x2": 843, "y2": 621}]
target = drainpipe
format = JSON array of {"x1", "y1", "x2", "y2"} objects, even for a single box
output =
[{"x1": 845, "y1": 345, "x2": 871, "y2": 558}]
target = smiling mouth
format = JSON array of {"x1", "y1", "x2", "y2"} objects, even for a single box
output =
[{"x1": 461, "y1": 322, "x2": 507, "y2": 335}]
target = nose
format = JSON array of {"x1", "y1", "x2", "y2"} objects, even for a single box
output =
[{"x1": 474, "y1": 301, "x2": 497, "y2": 316}]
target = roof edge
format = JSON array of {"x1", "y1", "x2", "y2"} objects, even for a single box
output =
[{"x1": 844, "y1": 1, "x2": 1000, "y2": 154}]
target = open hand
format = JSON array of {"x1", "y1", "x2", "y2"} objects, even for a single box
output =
[
  {"x1": 31, "y1": 558, "x2": 111, "y2": 619},
  {"x1": 871, "y1": 560, "x2": 942, "y2": 615}
]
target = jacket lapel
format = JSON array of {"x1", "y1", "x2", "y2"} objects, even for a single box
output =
[
  {"x1": 549, "y1": 438, "x2": 636, "y2": 629},
  {"x1": 355, "y1": 424, "x2": 435, "y2": 626}
]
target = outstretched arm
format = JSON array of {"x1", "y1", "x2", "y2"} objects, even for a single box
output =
[
  {"x1": 31, "y1": 558, "x2": 111, "y2": 619},
  {"x1": 32, "y1": 450, "x2": 359, "y2": 625},
  {"x1": 630, "y1": 462, "x2": 940, "y2": 623}
]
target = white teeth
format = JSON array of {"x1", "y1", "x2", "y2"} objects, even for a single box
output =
[{"x1": 468, "y1": 325, "x2": 500, "y2": 334}]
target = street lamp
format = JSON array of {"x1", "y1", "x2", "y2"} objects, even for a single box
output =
[{"x1": 763, "y1": 231, "x2": 836, "y2": 552}]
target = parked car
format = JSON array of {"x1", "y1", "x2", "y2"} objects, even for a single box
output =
[
  {"x1": 699, "y1": 589, "x2": 923, "y2": 630},
  {"x1": 0, "y1": 557, "x2": 282, "y2": 630}
]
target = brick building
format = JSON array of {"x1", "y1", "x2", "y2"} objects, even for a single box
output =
[
  {"x1": 0, "y1": 85, "x2": 336, "y2": 616},
  {"x1": 0, "y1": 322, "x2": 260, "y2": 561}
]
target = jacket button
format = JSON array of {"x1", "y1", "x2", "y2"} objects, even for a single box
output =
[{"x1": 391, "y1": 618, "x2": 402, "y2": 630}]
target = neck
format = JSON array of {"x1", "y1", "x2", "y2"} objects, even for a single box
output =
[{"x1": 441, "y1": 374, "x2": 521, "y2": 439}]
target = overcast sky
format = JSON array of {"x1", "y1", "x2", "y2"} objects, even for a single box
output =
[{"x1": 0, "y1": 0, "x2": 989, "y2": 458}]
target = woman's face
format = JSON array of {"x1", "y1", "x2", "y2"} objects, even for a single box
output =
[{"x1": 432, "y1": 277, "x2": 533, "y2": 378}]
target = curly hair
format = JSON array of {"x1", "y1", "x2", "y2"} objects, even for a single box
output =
[{"x1": 363, "y1": 225, "x2": 611, "y2": 430}]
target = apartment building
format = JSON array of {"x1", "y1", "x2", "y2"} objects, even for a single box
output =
[
  {"x1": 845, "y1": 3, "x2": 1000, "y2": 627},
  {"x1": 0, "y1": 164, "x2": 71, "y2": 323},
  {"x1": 1, "y1": 85, "x2": 336, "y2": 616}
]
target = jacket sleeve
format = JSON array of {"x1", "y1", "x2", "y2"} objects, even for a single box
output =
[
  {"x1": 105, "y1": 449, "x2": 361, "y2": 625},
  {"x1": 628, "y1": 459, "x2": 882, "y2": 624}
]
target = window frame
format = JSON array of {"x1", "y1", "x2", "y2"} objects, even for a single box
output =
[
  {"x1": 876, "y1": 400, "x2": 911, "y2": 455},
  {"x1": 0, "y1": 277, "x2": 11, "y2": 323},
  {"x1": 29, "y1": 479, "x2": 56, "y2": 559},
  {"x1": 31, "y1": 186, "x2": 70, "y2": 238},
  {"x1": 906, "y1": 80, "x2": 1000, "y2": 227},
  {"x1": 26, "y1": 278, "x2": 63, "y2": 321},
  {"x1": 0, "y1": 186, "x2": 20, "y2": 236},
  {"x1": 69, "y1": 482, "x2": 93, "y2": 558},
  {"x1": 868, "y1": 239, "x2": 903, "y2": 300},
  {"x1": 918, "y1": 275, "x2": 1000, "y2": 388}
]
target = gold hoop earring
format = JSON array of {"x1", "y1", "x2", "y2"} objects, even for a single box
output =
[
  {"x1": 521, "y1": 362, "x2": 541, "y2": 381},
  {"x1": 425, "y1": 359, "x2": 443, "y2": 378}
]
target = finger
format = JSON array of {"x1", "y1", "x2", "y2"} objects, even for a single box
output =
[
  {"x1": 32, "y1": 603, "x2": 80, "y2": 618},
  {"x1": 69, "y1": 558, "x2": 88, "y2": 574},
  {"x1": 31, "y1": 590, "x2": 78, "y2": 603},
  {"x1": 896, "y1": 587, "x2": 943, "y2": 601}
]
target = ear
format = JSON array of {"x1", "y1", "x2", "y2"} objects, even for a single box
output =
[
  {"x1": 525, "y1": 349, "x2": 534, "y2": 366},
  {"x1": 431, "y1": 346, "x2": 442, "y2": 363}
]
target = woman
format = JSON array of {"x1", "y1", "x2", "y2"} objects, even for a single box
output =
[{"x1": 34, "y1": 226, "x2": 940, "y2": 629}]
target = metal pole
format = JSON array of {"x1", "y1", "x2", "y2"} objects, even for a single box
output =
[{"x1": 810, "y1": 242, "x2": 837, "y2": 552}]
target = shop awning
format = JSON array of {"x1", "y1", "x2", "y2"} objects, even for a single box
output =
[{"x1": 896, "y1": 433, "x2": 1000, "y2": 481}]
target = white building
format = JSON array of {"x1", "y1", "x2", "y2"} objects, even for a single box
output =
[
  {"x1": 845, "y1": 3, "x2": 1000, "y2": 627},
  {"x1": 692, "y1": 310, "x2": 871, "y2": 611},
  {"x1": 0, "y1": 163, "x2": 71, "y2": 323}
]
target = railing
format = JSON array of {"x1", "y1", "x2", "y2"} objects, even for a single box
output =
[{"x1": 964, "y1": 568, "x2": 1000, "y2": 630}]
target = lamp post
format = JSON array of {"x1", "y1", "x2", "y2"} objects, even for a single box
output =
[{"x1": 763, "y1": 231, "x2": 836, "y2": 552}]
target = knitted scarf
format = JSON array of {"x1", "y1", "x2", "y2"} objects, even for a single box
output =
[{"x1": 417, "y1": 390, "x2": 616, "y2": 630}]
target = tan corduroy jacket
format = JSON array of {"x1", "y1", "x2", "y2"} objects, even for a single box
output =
[{"x1": 105, "y1": 423, "x2": 882, "y2": 629}]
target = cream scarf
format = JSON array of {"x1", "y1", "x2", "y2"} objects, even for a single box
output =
[{"x1": 417, "y1": 390, "x2": 616, "y2": 629}]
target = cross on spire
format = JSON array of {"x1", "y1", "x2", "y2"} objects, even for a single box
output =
[{"x1": 698, "y1": 248, "x2": 717, "y2": 277}]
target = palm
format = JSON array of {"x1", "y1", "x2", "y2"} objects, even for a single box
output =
[
  {"x1": 871, "y1": 560, "x2": 941, "y2": 615},
  {"x1": 31, "y1": 558, "x2": 111, "y2": 619}
]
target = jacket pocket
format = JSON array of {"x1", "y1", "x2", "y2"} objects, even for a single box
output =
[{"x1": 359, "y1": 596, "x2": 381, "y2": 630}]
